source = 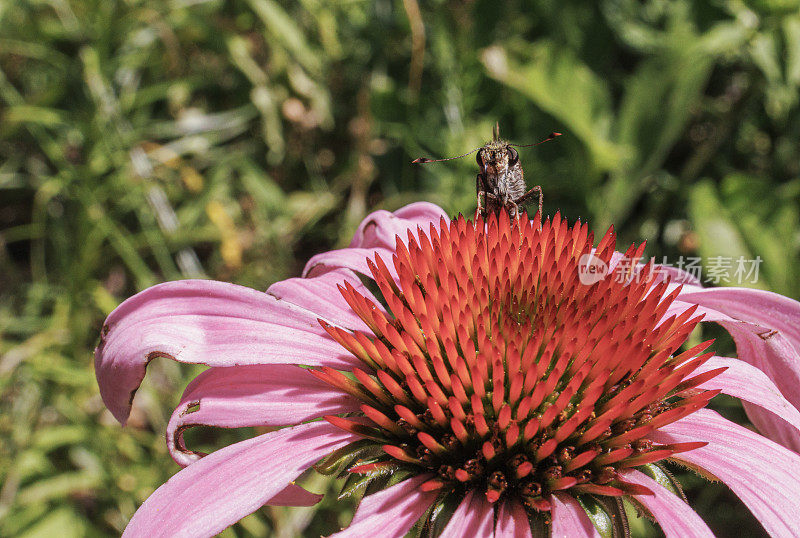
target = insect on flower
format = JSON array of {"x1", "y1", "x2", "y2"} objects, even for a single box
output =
[{"x1": 413, "y1": 123, "x2": 560, "y2": 219}]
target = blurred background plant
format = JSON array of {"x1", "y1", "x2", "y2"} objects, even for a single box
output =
[{"x1": 1, "y1": 0, "x2": 799, "y2": 536}]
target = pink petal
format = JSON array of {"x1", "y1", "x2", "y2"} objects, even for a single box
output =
[
  {"x1": 695, "y1": 356, "x2": 800, "y2": 438},
  {"x1": 267, "y1": 483, "x2": 323, "y2": 507},
  {"x1": 740, "y1": 399, "x2": 800, "y2": 453},
  {"x1": 621, "y1": 471, "x2": 713, "y2": 538},
  {"x1": 392, "y1": 202, "x2": 449, "y2": 223},
  {"x1": 495, "y1": 500, "x2": 532, "y2": 538},
  {"x1": 652, "y1": 409, "x2": 800, "y2": 538},
  {"x1": 303, "y1": 247, "x2": 396, "y2": 279},
  {"x1": 677, "y1": 287, "x2": 800, "y2": 439},
  {"x1": 678, "y1": 287, "x2": 800, "y2": 345},
  {"x1": 550, "y1": 494, "x2": 600, "y2": 538},
  {"x1": 266, "y1": 268, "x2": 382, "y2": 332},
  {"x1": 95, "y1": 279, "x2": 358, "y2": 424},
  {"x1": 348, "y1": 202, "x2": 449, "y2": 249},
  {"x1": 668, "y1": 298, "x2": 800, "y2": 451},
  {"x1": 123, "y1": 421, "x2": 357, "y2": 538},
  {"x1": 304, "y1": 203, "x2": 448, "y2": 279},
  {"x1": 167, "y1": 365, "x2": 361, "y2": 466},
  {"x1": 439, "y1": 491, "x2": 495, "y2": 538},
  {"x1": 329, "y1": 474, "x2": 437, "y2": 537}
]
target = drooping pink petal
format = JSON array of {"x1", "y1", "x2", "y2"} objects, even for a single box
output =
[
  {"x1": 550, "y1": 494, "x2": 600, "y2": 538},
  {"x1": 123, "y1": 421, "x2": 358, "y2": 538},
  {"x1": 167, "y1": 365, "x2": 361, "y2": 466},
  {"x1": 348, "y1": 202, "x2": 449, "y2": 249},
  {"x1": 679, "y1": 288, "x2": 800, "y2": 439},
  {"x1": 740, "y1": 398, "x2": 800, "y2": 453},
  {"x1": 666, "y1": 298, "x2": 800, "y2": 451},
  {"x1": 678, "y1": 287, "x2": 800, "y2": 345},
  {"x1": 495, "y1": 499, "x2": 532, "y2": 538},
  {"x1": 329, "y1": 474, "x2": 437, "y2": 537},
  {"x1": 266, "y1": 268, "x2": 383, "y2": 332},
  {"x1": 267, "y1": 483, "x2": 323, "y2": 507},
  {"x1": 621, "y1": 471, "x2": 713, "y2": 538},
  {"x1": 653, "y1": 264, "x2": 800, "y2": 448},
  {"x1": 695, "y1": 356, "x2": 800, "y2": 437},
  {"x1": 95, "y1": 279, "x2": 359, "y2": 424},
  {"x1": 652, "y1": 409, "x2": 800, "y2": 538},
  {"x1": 438, "y1": 490, "x2": 494, "y2": 538}
]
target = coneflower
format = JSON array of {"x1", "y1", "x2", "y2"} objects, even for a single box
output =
[{"x1": 95, "y1": 203, "x2": 800, "y2": 537}]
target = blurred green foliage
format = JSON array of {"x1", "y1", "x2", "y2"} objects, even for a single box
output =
[{"x1": 1, "y1": 0, "x2": 798, "y2": 536}]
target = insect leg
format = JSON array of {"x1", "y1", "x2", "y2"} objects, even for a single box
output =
[
  {"x1": 476, "y1": 174, "x2": 484, "y2": 214},
  {"x1": 516, "y1": 186, "x2": 543, "y2": 217}
]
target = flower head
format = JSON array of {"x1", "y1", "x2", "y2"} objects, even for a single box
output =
[
  {"x1": 316, "y1": 210, "x2": 714, "y2": 510},
  {"x1": 95, "y1": 203, "x2": 800, "y2": 537}
]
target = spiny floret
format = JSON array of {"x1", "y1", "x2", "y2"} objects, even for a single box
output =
[{"x1": 314, "y1": 211, "x2": 719, "y2": 510}]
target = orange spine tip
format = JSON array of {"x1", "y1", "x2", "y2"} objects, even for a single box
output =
[
  {"x1": 381, "y1": 444, "x2": 419, "y2": 464},
  {"x1": 417, "y1": 431, "x2": 446, "y2": 455},
  {"x1": 420, "y1": 479, "x2": 445, "y2": 492},
  {"x1": 546, "y1": 477, "x2": 578, "y2": 491}
]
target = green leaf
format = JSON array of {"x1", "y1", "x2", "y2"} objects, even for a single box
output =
[
  {"x1": 313, "y1": 439, "x2": 379, "y2": 476},
  {"x1": 688, "y1": 179, "x2": 756, "y2": 282},
  {"x1": 577, "y1": 494, "x2": 630, "y2": 538},
  {"x1": 617, "y1": 57, "x2": 712, "y2": 175},
  {"x1": 718, "y1": 174, "x2": 797, "y2": 294},
  {"x1": 3, "y1": 106, "x2": 65, "y2": 127},
  {"x1": 425, "y1": 490, "x2": 463, "y2": 538},
  {"x1": 784, "y1": 16, "x2": 800, "y2": 86},
  {"x1": 337, "y1": 472, "x2": 377, "y2": 502},
  {"x1": 17, "y1": 507, "x2": 85, "y2": 538},
  {"x1": 481, "y1": 41, "x2": 621, "y2": 171},
  {"x1": 16, "y1": 471, "x2": 101, "y2": 505},
  {"x1": 31, "y1": 426, "x2": 86, "y2": 451},
  {"x1": 688, "y1": 177, "x2": 797, "y2": 293},
  {"x1": 744, "y1": 0, "x2": 800, "y2": 15},
  {"x1": 640, "y1": 463, "x2": 687, "y2": 502},
  {"x1": 245, "y1": 0, "x2": 322, "y2": 76},
  {"x1": 601, "y1": 51, "x2": 713, "y2": 225}
]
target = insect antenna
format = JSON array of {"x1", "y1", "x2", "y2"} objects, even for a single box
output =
[
  {"x1": 510, "y1": 132, "x2": 562, "y2": 148},
  {"x1": 411, "y1": 146, "x2": 481, "y2": 164}
]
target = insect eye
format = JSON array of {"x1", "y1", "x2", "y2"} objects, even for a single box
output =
[
  {"x1": 507, "y1": 147, "x2": 519, "y2": 165},
  {"x1": 476, "y1": 152, "x2": 484, "y2": 167}
]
